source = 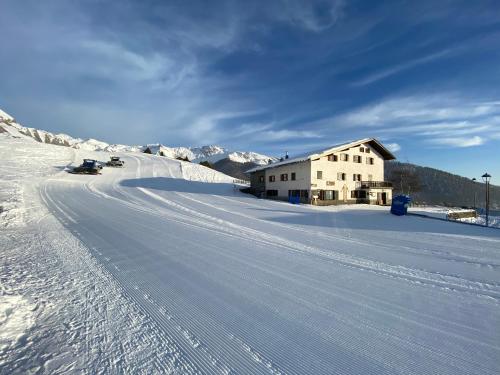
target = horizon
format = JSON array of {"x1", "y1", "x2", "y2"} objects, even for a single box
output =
[{"x1": 1, "y1": 1, "x2": 499, "y2": 183}]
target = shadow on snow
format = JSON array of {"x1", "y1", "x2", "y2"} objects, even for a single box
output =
[{"x1": 120, "y1": 177, "x2": 500, "y2": 237}]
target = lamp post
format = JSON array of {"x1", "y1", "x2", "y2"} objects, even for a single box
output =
[
  {"x1": 482, "y1": 173, "x2": 491, "y2": 227},
  {"x1": 472, "y1": 178, "x2": 477, "y2": 211}
]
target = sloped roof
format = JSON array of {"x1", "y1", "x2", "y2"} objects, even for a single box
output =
[{"x1": 246, "y1": 138, "x2": 396, "y2": 173}]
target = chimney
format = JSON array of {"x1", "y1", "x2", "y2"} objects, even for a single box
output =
[{"x1": 285, "y1": 151, "x2": 289, "y2": 159}]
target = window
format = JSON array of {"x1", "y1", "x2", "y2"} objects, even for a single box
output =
[
  {"x1": 269, "y1": 175, "x2": 275, "y2": 182},
  {"x1": 366, "y1": 157, "x2": 374, "y2": 165},
  {"x1": 266, "y1": 190, "x2": 278, "y2": 197},
  {"x1": 353, "y1": 155, "x2": 362, "y2": 163},
  {"x1": 300, "y1": 190, "x2": 309, "y2": 198},
  {"x1": 327, "y1": 154, "x2": 338, "y2": 162},
  {"x1": 340, "y1": 153, "x2": 349, "y2": 161},
  {"x1": 291, "y1": 172, "x2": 296, "y2": 181},
  {"x1": 353, "y1": 174, "x2": 362, "y2": 181},
  {"x1": 359, "y1": 147, "x2": 365, "y2": 153},
  {"x1": 259, "y1": 176, "x2": 264, "y2": 183},
  {"x1": 337, "y1": 172, "x2": 346, "y2": 181},
  {"x1": 368, "y1": 174, "x2": 373, "y2": 181},
  {"x1": 317, "y1": 171, "x2": 323, "y2": 179},
  {"x1": 365, "y1": 148, "x2": 371, "y2": 153},
  {"x1": 351, "y1": 190, "x2": 367, "y2": 199},
  {"x1": 319, "y1": 190, "x2": 337, "y2": 200},
  {"x1": 280, "y1": 173, "x2": 288, "y2": 181}
]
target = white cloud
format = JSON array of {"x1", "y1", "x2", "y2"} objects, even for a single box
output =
[
  {"x1": 328, "y1": 94, "x2": 500, "y2": 148},
  {"x1": 385, "y1": 143, "x2": 401, "y2": 152},
  {"x1": 261, "y1": 129, "x2": 322, "y2": 141},
  {"x1": 352, "y1": 49, "x2": 453, "y2": 86},
  {"x1": 429, "y1": 136, "x2": 484, "y2": 148},
  {"x1": 80, "y1": 40, "x2": 174, "y2": 82},
  {"x1": 278, "y1": 0, "x2": 345, "y2": 32},
  {"x1": 300, "y1": 93, "x2": 500, "y2": 152},
  {"x1": 335, "y1": 96, "x2": 500, "y2": 127}
]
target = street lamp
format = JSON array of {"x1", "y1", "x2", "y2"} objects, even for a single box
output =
[
  {"x1": 471, "y1": 178, "x2": 477, "y2": 211},
  {"x1": 482, "y1": 173, "x2": 491, "y2": 227}
]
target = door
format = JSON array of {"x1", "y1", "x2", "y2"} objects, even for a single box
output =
[
  {"x1": 342, "y1": 184, "x2": 348, "y2": 202},
  {"x1": 377, "y1": 192, "x2": 387, "y2": 205},
  {"x1": 381, "y1": 192, "x2": 387, "y2": 205}
]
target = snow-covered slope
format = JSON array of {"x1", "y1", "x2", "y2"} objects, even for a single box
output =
[
  {"x1": 2, "y1": 129, "x2": 500, "y2": 374},
  {"x1": 0, "y1": 110, "x2": 140, "y2": 152},
  {"x1": 0, "y1": 108, "x2": 275, "y2": 164}
]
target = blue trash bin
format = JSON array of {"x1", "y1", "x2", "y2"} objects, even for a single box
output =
[{"x1": 391, "y1": 195, "x2": 411, "y2": 216}]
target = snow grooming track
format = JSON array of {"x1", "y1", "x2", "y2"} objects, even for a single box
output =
[
  {"x1": 42, "y1": 158, "x2": 286, "y2": 374},
  {"x1": 29, "y1": 152, "x2": 500, "y2": 374},
  {"x1": 136, "y1": 187, "x2": 500, "y2": 302},
  {"x1": 45, "y1": 207, "x2": 213, "y2": 373},
  {"x1": 199, "y1": 193, "x2": 500, "y2": 270},
  {"x1": 37, "y1": 183, "x2": 201, "y2": 375}
]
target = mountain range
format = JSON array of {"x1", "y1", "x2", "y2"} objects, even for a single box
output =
[{"x1": 0, "y1": 108, "x2": 276, "y2": 166}]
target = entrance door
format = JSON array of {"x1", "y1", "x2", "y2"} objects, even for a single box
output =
[
  {"x1": 377, "y1": 192, "x2": 387, "y2": 205},
  {"x1": 342, "y1": 184, "x2": 348, "y2": 202}
]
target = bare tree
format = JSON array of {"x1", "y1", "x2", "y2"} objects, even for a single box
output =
[{"x1": 389, "y1": 164, "x2": 422, "y2": 195}]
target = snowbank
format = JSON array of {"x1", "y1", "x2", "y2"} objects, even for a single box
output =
[
  {"x1": 0, "y1": 295, "x2": 35, "y2": 354},
  {"x1": 409, "y1": 206, "x2": 500, "y2": 228}
]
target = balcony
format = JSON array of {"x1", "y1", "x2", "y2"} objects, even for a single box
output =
[{"x1": 356, "y1": 181, "x2": 393, "y2": 189}]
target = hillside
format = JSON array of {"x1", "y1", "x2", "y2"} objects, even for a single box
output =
[
  {"x1": 0, "y1": 108, "x2": 275, "y2": 165},
  {"x1": 212, "y1": 158, "x2": 259, "y2": 181},
  {"x1": 385, "y1": 161, "x2": 500, "y2": 209}
]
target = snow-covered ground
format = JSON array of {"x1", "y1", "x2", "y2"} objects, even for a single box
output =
[
  {"x1": 409, "y1": 206, "x2": 500, "y2": 228},
  {"x1": 1, "y1": 133, "x2": 500, "y2": 374}
]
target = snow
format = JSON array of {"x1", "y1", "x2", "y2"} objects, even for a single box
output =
[
  {"x1": 0, "y1": 295, "x2": 35, "y2": 353},
  {"x1": 1, "y1": 132, "x2": 500, "y2": 374},
  {"x1": 0, "y1": 116, "x2": 275, "y2": 165},
  {"x1": 143, "y1": 144, "x2": 276, "y2": 165},
  {"x1": 409, "y1": 206, "x2": 500, "y2": 228},
  {"x1": 0, "y1": 109, "x2": 14, "y2": 121}
]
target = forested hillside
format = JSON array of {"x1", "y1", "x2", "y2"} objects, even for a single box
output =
[{"x1": 385, "y1": 161, "x2": 499, "y2": 209}]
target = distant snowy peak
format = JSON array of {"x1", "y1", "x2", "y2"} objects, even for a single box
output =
[
  {"x1": 227, "y1": 151, "x2": 275, "y2": 165},
  {"x1": 0, "y1": 108, "x2": 275, "y2": 164},
  {"x1": 143, "y1": 144, "x2": 276, "y2": 165},
  {"x1": 0, "y1": 112, "x2": 141, "y2": 152}
]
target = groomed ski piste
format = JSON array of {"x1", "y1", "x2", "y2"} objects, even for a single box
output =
[{"x1": 1, "y1": 132, "x2": 500, "y2": 374}]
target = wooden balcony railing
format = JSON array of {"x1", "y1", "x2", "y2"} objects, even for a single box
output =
[{"x1": 356, "y1": 181, "x2": 393, "y2": 189}]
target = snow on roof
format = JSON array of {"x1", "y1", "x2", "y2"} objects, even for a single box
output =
[{"x1": 246, "y1": 138, "x2": 396, "y2": 173}]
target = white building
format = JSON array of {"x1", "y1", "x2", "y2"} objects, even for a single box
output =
[{"x1": 247, "y1": 138, "x2": 396, "y2": 205}]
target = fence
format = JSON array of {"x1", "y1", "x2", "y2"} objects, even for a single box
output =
[{"x1": 233, "y1": 179, "x2": 250, "y2": 185}]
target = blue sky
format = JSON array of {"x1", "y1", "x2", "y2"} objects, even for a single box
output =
[{"x1": 1, "y1": 0, "x2": 499, "y2": 183}]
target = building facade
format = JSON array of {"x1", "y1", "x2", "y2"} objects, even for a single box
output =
[{"x1": 247, "y1": 138, "x2": 395, "y2": 205}]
